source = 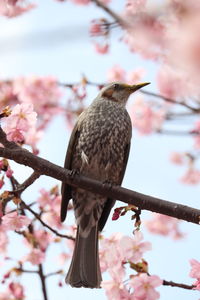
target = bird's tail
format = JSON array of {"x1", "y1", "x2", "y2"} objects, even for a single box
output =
[{"x1": 65, "y1": 225, "x2": 102, "y2": 288}]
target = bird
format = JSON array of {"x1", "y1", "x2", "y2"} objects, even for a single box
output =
[{"x1": 60, "y1": 81, "x2": 150, "y2": 288}]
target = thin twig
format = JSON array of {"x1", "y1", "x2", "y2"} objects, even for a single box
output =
[
  {"x1": 90, "y1": 0, "x2": 127, "y2": 27},
  {"x1": 141, "y1": 90, "x2": 200, "y2": 112},
  {"x1": 21, "y1": 201, "x2": 75, "y2": 240},
  {"x1": 13, "y1": 171, "x2": 40, "y2": 194},
  {"x1": 156, "y1": 129, "x2": 200, "y2": 136},
  {"x1": 163, "y1": 280, "x2": 194, "y2": 290},
  {"x1": 45, "y1": 270, "x2": 63, "y2": 278}
]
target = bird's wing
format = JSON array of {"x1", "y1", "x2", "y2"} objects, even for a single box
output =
[
  {"x1": 98, "y1": 142, "x2": 131, "y2": 231},
  {"x1": 60, "y1": 122, "x2": 80, "y2": 222}
]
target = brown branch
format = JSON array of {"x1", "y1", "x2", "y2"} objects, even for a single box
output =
[
  {"x1": 13, "y1": 171, "x2": 40, "y2": 194},
  {"x1": 90, "y1": 0, "x2": 127, "y2": 27},
  {"x1": 38, "y1": 264, "x2": 48, "y2": 300},
  {"x1": 45, "y1": 270, "x2": 63, "y2": 278},
  {"x1": 163, "y1": 280, "x2": 194, "y2": 290},
  {"x1": 21, "y1": 201, "x2": 75, "y2": 240},
  {"x1": 0, "y1": 128, "x2": 200, "y2": 226},
  {"x1": 156, "y1": 129, "x2": 200, "y2": 136},
  {"x1": 140, "y1": 90, "x2": 200, "y2": 112}
]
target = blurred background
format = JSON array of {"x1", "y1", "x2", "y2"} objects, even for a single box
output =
[{"x1": 0, "y1": 1, "x2": 199, "y2": 299}]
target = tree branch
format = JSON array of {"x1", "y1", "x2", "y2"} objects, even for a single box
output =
[
  {"x1": 140, "y1": 90, "x2": 200, "y2": 112},
  {"x1": 14, "y1": 171, "x2": 40, "y2": 194},
  {"x1": 90, "y1": 0, "x2": 127, "y2": 27},
  {"x1": 0, "y1": 127, "x2": 200, "y2": 226},
  {"x1": 38, "y1": 264, "x2": 48, "y2": 300},
  {"x1": 163, "y1": 280, "x2": 194, "y2": 290},
  {"x1": 21, "y1": 201, "x2": 75, "y2": 240}
]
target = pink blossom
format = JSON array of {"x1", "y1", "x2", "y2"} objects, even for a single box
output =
[
  {"x1": 0, "y1": 1, "x2": 35, "y2": 18},
  {"x1": 145, "y1": 213, "x2": 184, "y2": 239},
  {"x1": 125, "y1": 0, "x2": 147, "y2": 15},
  {"x1": 130, "y1": 96, "x2": 165, "y2": 135},
  {"x1": 130, "y1": 273, "x2": 162, "y2": 300},
  {"x1": 170, "y1": 152, "x2": 184, "y2": 165},
  {"x1": 93, "y1": 42, "x2": 109, "y2": 54},
  {"x1": 89, "y1": 19, "x2": 108, "y2": 36},
  {"x1": 0, "y1": 291, "x2": 12, "y2": 300},
  {"x1": 33, "y1": 230, "x2": 52, "y2": 251},
  {"x1": 57, "y1": 252, "x2": 70, "y2": 265},
  {"x1": 2, "y1": 212, "x2": 31, "y2": 231},
  {"x1": 13, "y1": 76, "x2": 62, "y2": 114},
  {"x1": 6, "y1": 167, "x2": 13, "y2": 178},
  {"x1": 157, "y1": 65, "x2": 187, "y2": 99},
  {"x1": 180, "y1": 168, "x2": 200, "y2": 185},
  {"x1": 3, "y1": 103, "x2": 37, "y2": 143},
  {"x1": 43, "y1": 211, "x2": 62, "y2": 229},
  {"x1": 9, "y1": 282, "x2": 25, "y2": 299},
  {"x1": 0, "y1": 229, "x2": 9, "y2": 254},
  {"x1": 107, "y1": 65, "x2": 126, "y2": 82},
  {"x1": 23, "y1": 248, "x2": 45, "y2": 265},
  {"x1": 189, "y1": 259, "x2": 200, "y2": 279},
  {"x1": 102, "y1": 280, "x2": 132, "y2": 300},
  {"x1": 127, "y1": 68, "x2": 145, "y2": 85},
  {"x1": 124, "y1": 14, "x2": 165, "y2": 60},
  {"x1": 100, "y1": 233, "x2": 125, "y2": 280},
  {"x1": 193, "y1": 280, "x2": 200, "y2": 290},
  {"x1": 69, "y1": 0, "x2": 90, "y2": 4},
  {"x1": 0, "y1": 81, "x2": 16, "y2": 108},
  {"x1": 119, "y1": 231, "x2": 151, "y2": 263},
  {"x1": 37, "y1": 189, "x2": 52, "y2": 208}
]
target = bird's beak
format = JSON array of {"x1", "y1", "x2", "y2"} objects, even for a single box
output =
[{"x1": 128, "y1": 82, "x2": 150, "y2": 93}]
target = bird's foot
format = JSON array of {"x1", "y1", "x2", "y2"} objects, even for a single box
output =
[
  {"x1": 102, "y1": 180, "x2": 113, "y2": 190},
  {"x1": 69, "y1": 169, "x2": 80, "y2": 180}
]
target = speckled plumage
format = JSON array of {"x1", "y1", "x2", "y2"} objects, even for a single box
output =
[{"x1": 60, "y1": 82, "x2": 150, "y2": 288}]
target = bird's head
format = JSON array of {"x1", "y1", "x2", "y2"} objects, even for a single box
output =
[{"x1": 99, "y1": 82, "x2": 150, "y2": 105}]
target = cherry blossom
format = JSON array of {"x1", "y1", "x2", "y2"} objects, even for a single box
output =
[
  {"x1": 180, "y1": 168, "x2": 200, "y2": 185},
  {"x1": 189, "y1": 259, "x2": 200, "y2": 279},
  {"x1": 0, "y1": 291, "x2": 12, "y2": 300},
  {"x1": 0, "y1": 0, "x2": 35, "y2": 18},
  {"x1": 1, "y1": 212, "x2": 31, "y2": 231},
  {"x1": 57, "y1": 252, "x2": 70, "y2": 265},
  {"x1": 0, "y1": 229, "x2": 9, "y2": 254},
  {"x1": 8, "y1": 282, "x2": 25, "y2": 299},
  {"x1": 5, "y1": 167, "x2": 13, "y2": 178},
  {"x1": 23, "y1": 248, "x2": 45, "y2": 265},
  {"x1": 69, "y1": 0, "x2": 90, "y2": 5},
  {"x1": 13, "y1": 76, "x2": 63, "y2": 115},
  {"x1": 145, "y1": 213, "x2": 184, "y2": 239},
  {"x1": 102, "y1": 280, "x2": 132, "y2": 300},
  {"x1": 107, "y1": 65, "x2": 126, "y2": 82},
  {"x1": 130, "y1": 273, "x2": 162, "y2": 300},
  {"x1": 119, "y1": 231, "x2": 151, "y2": 263},
  {"x1": 3, "y1": 103, "x2": 37, "y2": 144},
  {"x1": 170, "y1": 152, "x2": 184, "y2": 165},
  {"x1": 189, "y1": 259, "x2": 200, "y2": 290},
  {"x1": 93, "y1": 42, "x2": 109, "y2": 54},
  {"x1": 130, "y1": 96, "x2": 165, "y2": 135}
]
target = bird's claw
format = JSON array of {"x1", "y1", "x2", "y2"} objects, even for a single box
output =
[
  {"x1": 102, "y1": 180, "x2": 113, "y2": 190},
  {"x1": 69, "y1": 169, "x2": 80, "y2": 180}
]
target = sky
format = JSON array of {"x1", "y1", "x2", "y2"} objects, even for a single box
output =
[{"x1": 0, "y1": 1, "x2": 200, "y2": 300}]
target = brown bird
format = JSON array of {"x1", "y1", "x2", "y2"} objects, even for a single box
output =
[{"x1": 60, "y1": 81, "x2": 150, "y2": 288}]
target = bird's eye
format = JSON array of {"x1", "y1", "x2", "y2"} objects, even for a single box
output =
[{"x1": 113, "y1": 83, "x2": 120, "y2": 89}]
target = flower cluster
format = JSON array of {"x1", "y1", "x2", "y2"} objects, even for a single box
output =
[
  {"x1": 145, "y1": 213, "x2": 184, "y2": 239},
  {"x1": 0, "y1": 0, "x2": 35, "y2": 18},
  {"x1": 100, "y1": 231, "x2": 162, "y2": 299}
]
